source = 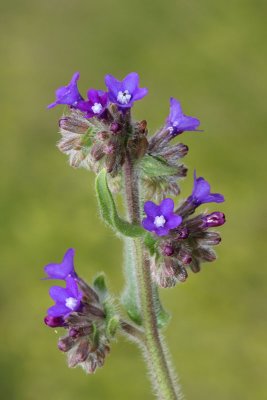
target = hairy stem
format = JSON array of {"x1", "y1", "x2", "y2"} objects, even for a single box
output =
[
  {"x1": 123, "y1": 152, "x2": 182, "y2": 400},
  {"x1": 120, "y1": 319, "x2": 145, "y2": 343}
]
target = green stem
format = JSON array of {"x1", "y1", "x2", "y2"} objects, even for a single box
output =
[{"x1": 123, "y1": 152, "x2": 182, "y2": 400}]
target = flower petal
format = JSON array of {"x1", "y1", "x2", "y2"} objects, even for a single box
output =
[
  {"x1": 155, "y1": 227, "x2": 169, "y2": 237},
  {"x1": 142, "y1": 217, "x2": 155, "y2": 232},
  {"x1": 159, "y1": 198, "x2": 174, "y2": 216},
  {"x1": 44, "y1": 248, "x2": 75, "y2": 279},
  {"x1": 204, "y1": 193, "x2": 225, "y2": 203},
  {"x1": 49, "y1": 286, "x2": 68, "y2": 303},
  {"x1": 166, "y1": 214, "x2": 182, "y2": 230},
  {"x1": 144, "y1": 201, "x2": 160, "y2": 218},
  {"x1": 47, "y1": 304, "x2": 70, "y2": 317},
  {"x1": 66, "y1": 276, "x2": 81, "y2": 299},
  {"x1": 105, "y1": 74, "x2": 122, "y2": 96},
  {"x1": 169, "y1": 98, "x2": 183, "y2": 121},
  {"x1": 122, "y1": 72, "x2": 139, "y2": 93},
  {"x1": 132, "y1": 87, "x2": 148, "y2": 101},
  {"x1": 177, "y1": 116, "x2": 200, "y2": 131}
]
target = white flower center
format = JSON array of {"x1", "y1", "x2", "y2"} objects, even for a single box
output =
[
  {"x1": 154, "y1": 215, "x2": 166, "y2": 228},
  {"x1": 91, "y1": 102, "x2": 103, "y2": 114},
  {"x1": 65, "y1": 297, "x2": 78, "y2": 310},
  {"x1": 117, "y1": 90, "x2": 131, "y2": 105}
]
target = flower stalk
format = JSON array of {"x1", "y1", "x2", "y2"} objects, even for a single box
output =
[{"x1": 123, "y1": 151, "x2": 181, "y2": 399}]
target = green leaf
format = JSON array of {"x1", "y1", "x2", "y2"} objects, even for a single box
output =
[
  {"x1": 121, "y1": 238, "x2": 142, "y2": 325},
  {"x1": 140, "y1": 155, "x2": 179, "y2": 177},
  {"x1": 144, "y1": 232, "x2": 157, "y2": 256},
  {"x1": 93, "y1": 273, "x2": 108, "y2": 297},
  {"x1": 153, "y1": 283, "x2": 171, "y2": 329},
  {"x1": 95, "y1": 169, "x2": 145, "y2": 237}
]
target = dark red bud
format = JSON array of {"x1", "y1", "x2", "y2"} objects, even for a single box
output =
[
  {"x1": 176, "y1": 227, "x2": 189, "y2": 239},
  {"x1": 162, "y1": 244, "x2": 174, "y2": 257},
  {"x1": 202, "y1": 212, "x2": 225, "y2": 228},
  {"x1": 44, "y1": 315, "x2": 65, "y2": 328},
  {"x1": 110, "y1": 122, "x2": 121, "y2": 134},
  {"x1": 178, "y1": 250, "x2": 192, "y2": 265}
]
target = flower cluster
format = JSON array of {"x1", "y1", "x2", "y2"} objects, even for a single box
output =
[
  {"x1": 44, "y1": 249, "x2": 116, "y2": 374},
  {"x1": 142, "y1": 173, "x2": 225, "y2": 287},
  {"x1": 46, "y1": 71, "x2": 226, "y2": 382},
  {"x1": 49, "y1": 72, "x2": 149, "y2": 176}
]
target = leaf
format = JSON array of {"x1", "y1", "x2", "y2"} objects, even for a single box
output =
[
  {"x1": 144, "y1": 233, "x2": 157, "y2": 256},
  {"x1": 140, "y1": 155, "x2": 179, "y2": 177},
  {"x1": 95, "y1": 169, "x2": 145, "y2": 238},
  {"x1": 93, "y1": 273, "x2": 108, "y2": 297},
  {"x1": 152, "y1": 283, "x2": 171, "y2": 329},
  {"x1": 121, "y1": 238, "x2": 142, "y2": 325}
]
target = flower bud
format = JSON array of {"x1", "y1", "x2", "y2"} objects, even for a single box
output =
[
  {"x1": 202, "y1": 212, "x2": 225, "y2": 228},
  {"x1": 175, "y1": 227, "x2": 189, "y2": 239},
  {"x1": 177, "y1": 266, "x2": 188, "y2": 282},
  {"x1": 58, "y1": 336, "x2": 75, "y2": 352},
  {"x1": 44, "y1": 315, "x2": 65, "y2": 328},
  {"x1": 199, "y1": 232, "x2": 221, "y2": 245},
  {"x1": 177, "y1": 250, "x2": 192, "y2": 265},
  {"x1": 137, "y1": 120, "x2": 148, "y2": 134},
  {"x1": 196, "y1": 247, "x2": 216, "y2": 262},
  {"x1": 161, "y1": 244, "x2": 174, "y2": 257},
  {"x1": 69, "y1": 326, "x2": 93, "y2": 338},
  {"x1": 110, "y1": 122, "x2": 121, "y2": 134},
  {"x1": 190, "y1": 258, "x2": 200, "y2": 273}
]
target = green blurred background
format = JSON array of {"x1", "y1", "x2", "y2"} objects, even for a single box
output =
[{"x1": 1, "y1": 0, "x2": 266, "y2": 399}]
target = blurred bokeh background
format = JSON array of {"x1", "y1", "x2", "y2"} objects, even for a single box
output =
[{"x1": 1, "y1": 0, "x2": 266, "y2": 399}]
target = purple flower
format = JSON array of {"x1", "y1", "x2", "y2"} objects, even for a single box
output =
[
  {"x1": 188, "y1": 171, "x2": 225, "y2": 206},
  {"x1": 44, "y1": 248, "x2": 77, "y2": 280},
  {"x1": 166, "y1": 98, "x2": 200, "y2": 136},
  {"x1": 77, "y1": 89, "x2": 108, "y2": 118},
  {"x1": 142, "y1": 198, "x2": 182, "y2": 237},
  {"x1": 105, "y1": 72, "x2": 148, "y2": 109},
  {"x1": 47, "y1": 276, "x2": 83, "y2": 317},
  {"x1": 47, "y1": 72, "x2": 83, "y2": 109}
]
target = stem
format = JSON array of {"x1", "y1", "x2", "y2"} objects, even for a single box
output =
[
  {"x1": 120, "y1": 319, "x2": 145, "y2": 343},
  {"x1": 123, "y1": 152, "x2": 182, "y2": 400}
]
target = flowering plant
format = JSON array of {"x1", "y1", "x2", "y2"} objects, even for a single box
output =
[{"x1": 44, "y1": 72, "x2": 225, "y2": 399}]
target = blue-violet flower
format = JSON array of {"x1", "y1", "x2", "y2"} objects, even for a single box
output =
[
  {"x1": 142, "y1": 198, "x2": 182, "y2": 237},
  {"x1": 188, "y1": 171, "x2": 225, "y2": 206},
  {"x1": 77, "y1": 89, "x2": 108, "y2": 118},
  {"x1": 47, "y1": 276, "x2": 83, "y2": 317},
  {"x1": 47, "y1": 72, "x2": 83, "y2": 109},
  {"x1": 105, "y1": 72, "x2": 148, "y2": 109},
  {"x1": 166, "y1": 98, "x2": 200, "y2": 136},
  {"x1": 44, "y1": 248, "x2": 77, "y2": 280}
]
